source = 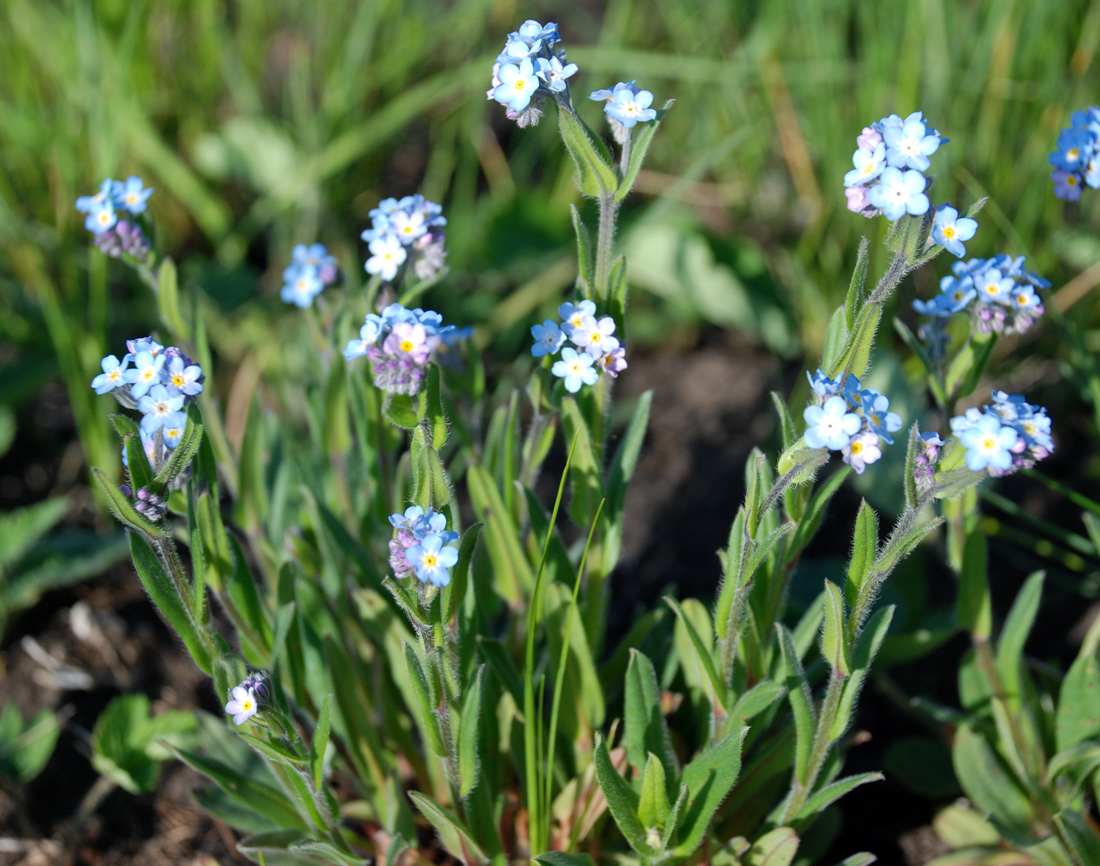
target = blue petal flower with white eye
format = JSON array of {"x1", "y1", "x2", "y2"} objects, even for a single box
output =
[
  {"x1": 112, "y1": 176, "x2": 154, "y2": 214},
  {"x1": 807, "y1": 369, "x2": 841, "y2": 397},
  {"x1": 932, "y1": 204, "x2": 978, "y2": 258},
  {"x1": 844, "y1": 144, "x2": 886, "y2": 187},
  {"x1": 76, "y1": 179, "x2": 114, "y2": 213},
  {"x1": 603, "y1": 83, "x2": 657, "y2": 128},
  {"x1": 1049, "y1": 128, "x2": 1093, "y2": 171},
  {"x1": 535, "y1": 56, "x2": 578, "y2": 92},
  {"x1": 862, "y1": 391, "x2": 903, "y2": 445},
  {"x1": 162, "y1": 355, "x2": 204, "y2": 396},
  {"x1": 493, "y1": 59, "x2": 539, "y2": 112},
  {"x1": 389, "y1": 506, "x2": 425, "y2": 531},
  {"x1": 531, "y1": 320, "x2": 566, "y2": 357},
  {"x1": 551, "y1": 347, "x2": 599, "y2": 393},
  {"x1": 281, "y1": 264, "x2": 324, "y2": 308},
  {"x1": 972, "y1": 268, "x2": 1013, "y2": 304},
  {"x1": 883, "y1": 117, "x2": 941, "y2": 171},
  {"x1": 365, "y1": 236, "x2": 407, "y2": 282},
  {"x1": 559, "y1": 299, "x2": 597, "y2": 336},
  {"x1": 1052, "y1": 169, "x2": 1084, "y2": 201},
  {"x1": 344, "y1": 316, "x2": 384, "y2": 360},
  {"x1": 91, "y1": 355, "x2": 130, "y2": 394},
  {"x1": 803, "y1": 396, "x2": 861, "y2": 451},
  {"x1": 868, "y1": 167, "x2": 929, "y2": 220},
  {"x1": 1010, "y1": 285, "x2": 1042, "y2": 312},
  {"x1": 292, "y1": 242, "x2": 336, "y2": 271},
  {"x1": 406, "y1": 534, "x2": 459, "y2": 587},
  {"x1": 85, "y1": 199, "x2": 118, "y2": 235},
  {"x1": 138, "y1": 384, "x2": 186, "y2": 434},
  {"x1": 957, "y1": 414, "x2": 1018, "y2": 472},
  {"x1": 125, "y1": 351, "x2": 166, "y2": 399}
]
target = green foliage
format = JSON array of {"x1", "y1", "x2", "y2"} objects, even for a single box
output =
[
  {"x1": 0, "y1": 704, "x2": 61, "y2": 785},
  {"x1": 91, "y1": 695, "x2": 196, "y2": 794}
]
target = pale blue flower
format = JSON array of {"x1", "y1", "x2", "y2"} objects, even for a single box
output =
[
  {"x1": 932, "y1": 204, "x2": 978, "y2": 258},
  {"x1": 85, "y1": 200, "x2": 118, "y2": 235},
  {"x1": 861, "y1": 390, "x2": 902, "y2": 444},
  {"x1": 365, "y1": 236, "x2": 407, "y2": 282},
  {"x1": 125, "y1": 351, "x2": 166, "y2": 399},
  {"x1": 225, "y1": 685, "x2": 259, "y2": 726},
  {"x1": 803, "y1": 396, "x2": 861, "y2": 451},
  {"x1": 559, "y1": 299, "x2": 597, "y2": 336},
  {"x1": 91, "y1": 355, "x2": 130, "y2": 394},
  {"x1": 162, "y1": 355, "x2": 204, "y2": 396},
  {"x1": 390, "y1": 506, "x2": 425, "y2": 532},
  {"x1": 551, "y1": 347, "x2": 599, "y2": 393},
  {"x1": 972, "y1": 268, "x2": 1013, "y2": 304},
  {"x1": 868, "y1": 167, "x2": 929, "y2": 220},
  {"x1": 603, "y1": 82, "x2": 657, "y2": 128},
  {"x1": 138, "y1": 384, "x2": 186, "y2": 434},
  {"x1": 406, "y1": 534, "x2": 459, "y2": 587},
  {"x1": 843, "y1": 431, "x2": 882, "y2": 474},
  {"x1": 570, "y1": 315, "x2": 619, "y2": 358},
  {"x1": 76, "y1": 179, "x2": 114, "y2": 213},
  {"x1": 344, "y1": 316, "x2": 384, "y2": 360},
  {"x1": 535, "y1": 56, "x2": 578, "y2": 92},
  {"x1": 844, "y1": 144, "x2": 886, "y2": 187},
  {"x1": 957, "y1": 415, "x2": 1018, "y2": 472},
  {"x1": 493, "y1": 59, "x2": 539, "y2": 112},
  {"x1": 531, "y1": 320, "x2": 566, "y2": 357},
  {"x1": 883, "y1": 117, "x2": 942, "y2": 170},
  {"x1": 807, "y1": 369, "x2": 841, "y2": 397},
  {"x1": 281, "y1": 263, "x2": 324, "y2": 308},
  {"x1": 111, "y1": 176, "x2": 154, "y2": 214}
]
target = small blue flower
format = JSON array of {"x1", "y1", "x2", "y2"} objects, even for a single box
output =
[
  {"x1": 111, "y1": 176, "x2": 154, "y2": 214},
  {"x1": 803, "y1": 396, "x2": 861, "y2": 451},
  {"x1": 883, "y1": 117, "x2": 941, "y2": 171},
  {"x1": 292, "y1": 243, "x2": 337, "y2": 272},
  {"x1": 844, "y1": 144, "x2": 886, "y2": 187},
  {"x1": 868, "y1": 167, "x2": 929, "y2": 220},
  {"x1": 125, "y1": 351, "x2": 166, "y2": 399},
  {"x1": 365, "y1": 236, "x2": 408, "y2": 282},
  {"x1": 281, "y1": 263, "x2": 324, "y2": 308},
  {"x1": 559, "y1": 299, "x2": 597, "y2": 337},
  {"x1": 551, "y1": 347, "x2": 599, "y2": 393},
  {"x1": 531, "y1": 320, "x2": 566, "y2": 357},
  {"x1": 493, "y1": 59, "x2": 539, "y2": 112},
  {"x1": 138, "y1": 384, "x2": 186, "y2": 434},
  {"x1": 91, "y1": 355, "x2": 130, "y2": 394},
  {"x1": 957, "y1": 415, "x2": 1018, "y2": 472},
  {"x1": 807, "y1": 369, "x2": 841, "y2": 397},
  {"x1": 1049, "y1": 128, "x2": 1093, "y2": 171},
  {"x1": 932, "y1": 204, "x2": 978, "y2": 258},
  {"x1": 344, "y1": 316, "x2": 384, "y2": 360},
  {"x1": 535, "y1": 56, "x2": 578, "y2": 92},
  {"x1": 84, "y1": 199, "x2": 118, "y2": 235},
  {"x1": 972, "y1": 268, "x2": 1013, "y2": 304},
  {"x1": 861, "y1": 390, "x2": 903, "y2": 445},
  {"x1": 601, "y1": 82, "x2": 657, "y2": 128},
  {"x1": 390, "y1": 506, "x2": 425, "y2": 532},
  {"x1": 162, "y1": 355, "x2": 204, "y2": 396},
  {"x1": 76, "y1": 179, "x2": 114, "y2": 214},
  {"x1": 406, "y1": 534, "x2": 459, "y2": 587},
  {"x1": 1052, "y1": 168, "x2": 1083, "y2": 201}
]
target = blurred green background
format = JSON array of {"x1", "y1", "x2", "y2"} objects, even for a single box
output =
[{"x1": 2, "y1": 0, "x2": 1100, "y2": 510}]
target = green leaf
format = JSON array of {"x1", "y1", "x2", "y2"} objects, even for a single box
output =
[
  {"x1": 945, "y1": 334, "x2": 997, "y2": 403},
  {"x1": 777, "y1": 624, "x2": 815, "y2": 785},
  {"x1": 775, "y1": 445, "x2": 830, "y2": 490},
  {"x1": 1057, "y1": 647, "x2": 1100, "y2": 753},
  {"x1": 624, "y1": 649, "x2": 677, "y2": 788},
  {"x1": 1053, "y1": 809, "x2": 1100, "y2": 865},
  {"x1": 845, "y1": 501, "x2": 878, "y2": 608},
  {"x1": 0, "y1": 497, "x2": 68, "y2": 568},
  {"x1": 957, "y1": 531, "x2": 992, "y2": 639},
  {"x1": 820, "y1": 308, "x2": 849, "y2": 376},
  {"x1": 0, "y1": 707, "x2": 60, "y2": 784},
  {"x1": 426, "y1": 366, "x2": 448, "y2": 450},
  {"x1": 92, "y1": 467, "x2": 169, "y2": 538},
  {"x1": 385, "y1": 394, "x2": 419, "y2": 429},
  {"x1": 238, "y1": 731, "x2": 309, "y2": 769},
  {"x1": 638, "y1": 752, "x2": 671, "y2": 829},
  {"x1": 952, "y1": 724, "x2": 1035, "y2": 836},
  {"x1": 458, "y1": 666, "x2": 483, "y2": 798},
  {"x1": 786, "y1": 465, "x2": 850, "y2": 555},
  {"x1": 932, "y1": 801, "x2": 1000, "y2": 849},
  {"x1": 157, "y1": 257, "x2": 189, "y2": 341},
  {"x1": 668, "y1": 596, "x2": 724, "y2": 708},
  {"x1": 571, "y1": 204, "x2": 595, "y2": 295},
  {"x1": 92, "y1": 695, "x2": 194, "y2": 794},
  {"x1": 932, "y1": 467, "x2": 986, "y2": 501},
  {"x1": 310, "y1": 695, "x2": 332, "y2": 791},
  {"x1": 561, "y1": 397, "x2": 604, "y2": 529},
  {"x1": 996, "y1": 571, "x2": 1043, "y2": 712},
  {"x1": 673, "y1": 726, "x2": 747, "y2": 856},
  {"x1": 592, "y1": 731, "x2": 650, "y2": 854},
  {"x1": 124, "y1": 431, "x2": 155, "y2": 493},
  {"x1": 771, "y1": 392, "x2": 797, "y2": 452},
  {"x1": 559, "y1": 107, "x2": 619, "y2": 197},
  {"x1": 745, "y1": 827, "x2": 799, "y2": 866},
  {"x1": 796, "y1": 772, "x2": 882, "y2": 820},
  {"x1": 828, "y1": 303, "x2": 881, "y2": 380},
  {"x1": 534, "y1": 854, "x2": 596, "y2": 866},
  {"x1": 844, "y1": 238, "x2": 870, "y2": 331},
  {"x1": 404, "y1": 643, "x2": 445, "y2": 756},
  {"x1": 444, "y1": 523, "x2": 482, "y2": 623},
  {"x1": 834, "y1": 605, "x2": 894, "y2": 739},
  {"x1": 730, "y1": 681, "x2": 786, "y2": 724},
  {"x1": 821, "y1": 580, "x2": 850, "y2": 676},
  {"x1": 616, "y1": 100, "x2": 673, "y2": 202},
  {"x1": 129, "y1": 533, "x2": 211, "y2": 674}
]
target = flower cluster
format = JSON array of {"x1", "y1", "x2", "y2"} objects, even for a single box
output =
[
  {"x1": 912, "y1": 431, "x2": 945, "y2": 492},
  {"x1": 360, "y1": 195, "x2": 447, "y2": 283},
  {"x1": 1050, "y1": 107, "x2": 1100, "y2": 200},
  {"x1": 224, "y1": 672, "x2": 269, "y2": 726},
  {"x1": 531, "y1": 300, "x2": 627, "y2": 393},
  {"x1": 388, "y1": 506, "x2": 460, "y2": 587},
  {"x1": 75, "y1": 176, "x2": 154, "y2": 256},
  {"x1": 803, "y1": 370, "x2": 902, "y2": 473},
  {"x1": 914, "y1": 255, "x2": 1049, "y2": 343},
  {"x1": 843, "y1": 112, "x2": 946, "y2": 220},
  {"x1": 281, "y1": 243, "x2": 340, "y2": 308},
  {"x1": 344, "y1": 303, "x2": 465, "y2": 396},
  {"x1": 488, "y1": 20, "x2": 577, "y2": 126},
  {"x1": 91, "y1": 336, "x2": 204, "y2": 465},
  {"x1": 949, "y1": 392, "x2": 1053, "y2": 475},
  {"x1": 589, "y1": 81, "x2": 658, "y2": 142}
]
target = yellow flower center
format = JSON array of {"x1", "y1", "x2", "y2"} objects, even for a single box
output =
[
  {"x1": 1069, "y1": 148, "x2": 1079, "y2": 159},
  {"x1": 1068, "y1": 175, "x2": 1079, "y2": 186},
  {"x1": 1017, "y1": 295, "x2": 1028, "y2": 305},
  {"x1": 109, "y1": 370, "x2": 120, "y2": 380},
  {"x1": 515, "y1": 80, "x2": 526, "y2": 91},
  {"x1": 591, "y1": 333, "x2": 601, "y2": 343},
  {"x1": 851, "y1": 441, "x2": 863, "y2": 455},
  {"x1": 943, "y1": 226, "x2": 955, "y2": 239},
  {"x1": 127, "y1": 193, "x2": 138, "y2": 204},
  {"x1": 1024, "y1": 422, "x2": 1036, "y2": 434},
  {"x1": 172, "y1": 374, "x2": 185, "y2": 386},
  {"x1": 143, "y1": 369, "x2": 155, "y2": 380},
  {"x1": 99, "y1": 211, "x2": 111, "y2": 224},
  {"x1": 423, "y1": 554, "x2": 438, "y2": 567},
  {"x1": 400, "y1": 339, "x2": 414, "y2": 352},
  {"x1": 982, "y1": 437, "x2": 996, "y2": 450},
  {"x1": 241, "y1": 700, "x2": 253, "y2": 711}
]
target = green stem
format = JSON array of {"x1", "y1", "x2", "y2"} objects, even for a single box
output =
[
  {"x1": 594, "y1": 193, "x2": 618, "y2": 302},
  {"x1": 780, "y1": 670, "x2": 846, "y2": 823}
]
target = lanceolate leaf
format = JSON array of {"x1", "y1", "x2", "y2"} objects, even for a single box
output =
[
  {"x1": 408, "y1": 792, "x2": 488, "y2": 866},
  {"x1": 592, "y1": 731, "x2": 650, "y2": 854},
  {"x1": 624, "y1": 649, "x2": 677, "y2": 788},
  {"x1": 559, "y1": 107, "x2": 619, "y2": 197},
  {"x1": 673, "y1": 726, "x2": 747, "y2": 856}
]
